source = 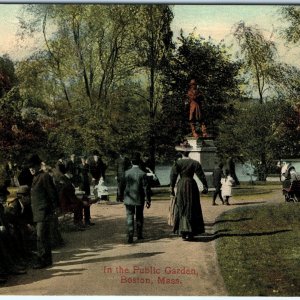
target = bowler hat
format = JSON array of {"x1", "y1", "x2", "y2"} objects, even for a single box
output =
[
  {"x1": 28, "y1": 154, "x2": 42, "y2": 168},
  {"x1": 131, "y1": 152, "x2": 141, "y2": 165},
  {"x1": 92, "y1": 150, "x2": 100, "y2": 156}
]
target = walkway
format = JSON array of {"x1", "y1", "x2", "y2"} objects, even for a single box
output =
[{"x1": 0, "y1": 186, "x2": 283, "y2": 296}]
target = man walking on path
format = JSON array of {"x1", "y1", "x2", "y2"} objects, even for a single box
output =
[
  {"x1": 120, "y1": 153, "x2": 151, "y2": 244},
  {"x1": 212, "y1": 163, "x2": 225, "y2": 206},
  {"x1": 28, "y1": 154, "x2": 58, "y2": 269},
  {"x1": 115, "y1": 151, "x2": 131, "y2": 202}
]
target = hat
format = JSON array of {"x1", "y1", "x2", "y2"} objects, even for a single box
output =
[
  {"x1": 92, "y1": 150, "x2": 100, "y2": 156},
  {"x1": 17, "y1": 185, "x2": 30, "y2": 195},
  {"x1": 28, "y1": 154, "x2": 42, "y2": 168},
  {"x1": 58, "y1": 153, "x2": 65, "y2": 159},
  {"x1": 175, "y1": 140, "x2": 193, "y2": 152},
  {"x1": 131, "y1": 152, "x2": 141, "y2": 165}
]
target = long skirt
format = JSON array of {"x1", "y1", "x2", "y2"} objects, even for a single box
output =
[{"x1": 173, "y1": 177, "x2": 205, "y2": 235}]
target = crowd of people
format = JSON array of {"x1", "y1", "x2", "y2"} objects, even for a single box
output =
[
  {"x1": 0, "y1": 149, "x2": 109, "y2": 284},
  {"x1": 5, "y1": 144, "x2": 293, "y2": 285}
]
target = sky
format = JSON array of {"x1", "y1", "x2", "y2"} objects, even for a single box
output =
[{"x1": 0, "y1": 4, "x2": 299, "y2": 66}]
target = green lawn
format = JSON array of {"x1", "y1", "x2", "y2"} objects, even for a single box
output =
[{"x1": 215, "y1": 202, "x2": 300, "y2": 296}]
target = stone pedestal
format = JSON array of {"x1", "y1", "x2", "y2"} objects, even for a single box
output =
[{"x1": 187, "y1": 137, "x2": 218, "y2": 189}]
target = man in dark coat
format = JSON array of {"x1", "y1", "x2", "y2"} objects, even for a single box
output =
[
  {"x1": 57, "y1": 164, "x2": 93, "y2": 228},
  {"x1": 89, "y1": 150, "x2": 106, "y2": 185},
  {"x1": 79, "y1": 156, "x2": 91, "y2": 196},
  {"x1": 120, "y1": 153, "x2": 151, "y2": 244},
  {"x1": 66, "y1": 153, "x2": 81, "y2": 187},
  {"x1": 28, "y1": 154, "x2": 58, "y2": 269},
  {"x1": 116, "y1": 152, "x2": 131, "y2": 202},
  {"x1": 226, "y1": 156, "x2": 240, "y2": 186},
  {"x1": 212, "y1": 162, "x2": 225, "y2": 205}
]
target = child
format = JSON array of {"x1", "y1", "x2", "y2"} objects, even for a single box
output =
[{"x1": 221, "y1": 169, "x2": 235, "y2": 205}]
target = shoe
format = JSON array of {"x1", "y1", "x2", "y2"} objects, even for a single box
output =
[
  {"x1": 127, "y1": 236, "x2": 134, "y2": 244},
  {"x1": 137, "y1": 236, "x2": 144, "y2": 240},
  {"x1": 186, "y1": 234, "x2": 195, "y2": 241},
  {"x1": 85, "y1": 221, "x2": 95, "y2": 226}
]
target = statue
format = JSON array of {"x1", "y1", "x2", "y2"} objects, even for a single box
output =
[{"x1": 187, "y1": 79, "x2": 207, "y2": 139}]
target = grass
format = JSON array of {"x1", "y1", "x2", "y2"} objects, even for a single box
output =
[{"x1": 214, "y1": 202, "x2": 300, "y2": 296}]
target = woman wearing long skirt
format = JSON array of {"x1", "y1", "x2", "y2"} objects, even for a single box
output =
[{"x1": 170, "y1": 148, "x2": 208, "y2": 241}]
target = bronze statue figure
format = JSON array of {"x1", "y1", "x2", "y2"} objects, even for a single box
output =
[{"x1": 187, "y1": 79, "x2": 207, "y2": 139}]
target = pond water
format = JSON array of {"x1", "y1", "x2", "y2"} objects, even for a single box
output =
[
  {"x1": 104, "y1": 159, "x2": 300, "y2": 190},
  {"x1": 105, "y1": 162, "x2": 272, "y2": 188}
]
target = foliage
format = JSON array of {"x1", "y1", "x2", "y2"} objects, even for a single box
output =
[
  {"x1": 233, "y1": 21, "x2": 278, "y2": 103},
  {"x1": 159, "y1": 32, "x2": 241, "y2": 154},
  {"x1": 0, "y1": 87, "x2": 47, "y2": 164},
  {"x1": 216, "y1": 100, "x2": 300, "y2": 179},
  {"x1": 0, "y1": 54, "x2": 18, "y2": 98},
  {"x1": 16, "y1": 4, "x2": 174, "y2": 168},
  {"x1": 279, "y1": 6, "x2": 300, "y2": 44}
]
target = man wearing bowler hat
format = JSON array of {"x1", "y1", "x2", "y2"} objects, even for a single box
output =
[{"x1": 28, "y1": 154, "x2": 58, "y2": 269}]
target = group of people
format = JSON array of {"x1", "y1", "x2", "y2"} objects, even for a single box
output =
[{"x1": 0, "y1": 149, "x2": 109, "y2": 284}]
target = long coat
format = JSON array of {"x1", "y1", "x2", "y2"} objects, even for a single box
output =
[
  {"x1": 212, "y1": 166, "x2": 224, "y2": 188},
  {"x1": 89, "y1": 158, "x2": 106, "y2": 181},
  {"x1": 78, "y1": 162, "x2": 90, "y2": 196},
  {"x1": 121, "y1": 166, "x2": 151, "y2": 206},
  {"x1": 170, "y1": 157, "x2": 208, "y2": 235},
  {"x1": 56, "y1": 175, "x2": 81, "y2": 213},
  {"x1": 30, "y1": 170, "x2": 58, "y2": 222}
]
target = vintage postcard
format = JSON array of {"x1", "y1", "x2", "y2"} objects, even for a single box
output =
[{"x1": 0, "y1": 1, "x2": 299, "y2": 297}]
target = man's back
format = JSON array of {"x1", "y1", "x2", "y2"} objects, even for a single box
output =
[{"x1": 123, "y1": 166, "x2": 149, "y2": 206}]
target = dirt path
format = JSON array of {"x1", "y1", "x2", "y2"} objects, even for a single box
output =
[{"x1": 1, "y1": 187, "x2": 283, "y2": 296}]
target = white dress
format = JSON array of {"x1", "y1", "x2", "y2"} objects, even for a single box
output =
[{"x1": 221, "y1": 175, "x2": 235, "y2": 197}]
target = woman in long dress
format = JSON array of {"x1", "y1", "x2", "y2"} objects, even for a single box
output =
[{"x1": 170, "y1": 149, "x2": 208, "y2": 241}]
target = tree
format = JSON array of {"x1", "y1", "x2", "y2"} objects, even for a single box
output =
[
  {"x1": 159, "y1": 32, "x2": 241, "y2": 157},
  {"x1": 233, "y1": 21, "x2": 278, "y2": 104},
  {"x1": 280, "y1": 6, "x2": 300, "y2": 44},
  {"x1": 19, "y1": 4, "x2": 139, "y2": 109},
  {"x1": 233, "y1": 22, "x2": 280, "y2": 180},
  {"x1": 217, "y1": 100, "x2": 300, "y2": 180},
  {"x1": 0, "y1": 55, "x2": 18, "y2": 98},
  {"x1": 131, "y1": 5, "x2": 174, "y2": 170},
  {"x1": 0, "y1": 87, "x2": 47, "y2": 163},
  {"x1": 17, "y1": 4, "x2": 159, "y2": 162}
]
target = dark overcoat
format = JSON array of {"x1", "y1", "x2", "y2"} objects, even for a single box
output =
[
  {"x1": 170, "y1": 157, "x2": 208, "y2": 235},
  {"x1": 30, "y1": 170, "x2": 58, "y2": 222},
  {"x1": 56, "y1": 175, "x2": 80, "y2": 213},
  {"x1": 121, "y1": 166, "x2": 151, "y2": 206},
  {"x1": 212, "y1": 166, "x2": 224, "y2": 188}
]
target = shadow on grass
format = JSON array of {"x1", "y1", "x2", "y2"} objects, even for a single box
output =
[
  {"x1": 231, "y1": 201, "x2": 266, "y2": 206},
  {"x1": 214, "y1": 217, "x2": 253, "y2": 224},
  {"x1": 191, "y1": 229, "x2": 292, "y2": 243}
]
